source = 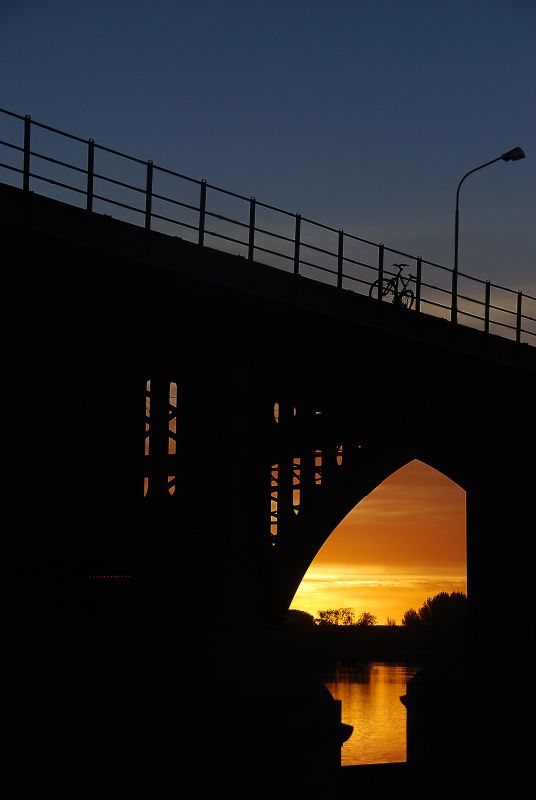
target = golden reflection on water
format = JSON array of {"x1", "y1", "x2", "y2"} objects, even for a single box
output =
[{"x1": 324, "y1": 662, "x2": 420, "y2": 766}]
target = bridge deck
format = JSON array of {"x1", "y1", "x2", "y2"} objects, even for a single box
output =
[{"x1": 2, "y1": 181, "x2": 534, "y2": 375}]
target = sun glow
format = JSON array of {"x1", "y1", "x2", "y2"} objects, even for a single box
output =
[
  {"x1": 290, "y1": 460, "x2": 467, "y2": 624},
  {"x1": 291, "y1": 563, "x2": 467, "y2": 624}
]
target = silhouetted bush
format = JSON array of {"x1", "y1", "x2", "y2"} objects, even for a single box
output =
[{"x1": 283, "y1": 609, "x2": 317, "y2": 631}]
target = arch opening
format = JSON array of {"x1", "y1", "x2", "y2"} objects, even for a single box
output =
[{"x1": 288, "y1": 458, "x2": 467, "y2": 767}]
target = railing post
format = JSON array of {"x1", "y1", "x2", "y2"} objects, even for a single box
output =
[
  {"x1": 23, "y1": 114, "x2": 31, "y2": 192},
  {"x1": 377, "y1": 244, "x2": 384, "y2": 299},
  {"x1": 484, "y1": 281, "x2": 491, "y2": 333},
  {"x1": 337, "y1": 229, "x2": 344, "y2": 289},
  {"x1": 451, "y1": 270, "x2": 458, "y2": 324},
  {"x1": 294, "y1": 214, "x2": 301, "y2": 276},
  {"x1": 248, "y1": 197, "x2": 256, "y2": 260},
  {"x1": 145, "y1": 160, "x2": 153, "y2": 231},
  {"x1": 86, "y1": 139, "x2": 94, "y2": 212},
  {"x1": 198, "y1": 180, "x2": 207, "y2": 246},
  {"x1": 414, "y1": 257, "x2": 422, "y2": 312},
  {"x1": 516, "y1": 291, "x2": 523, "y2": 343}
]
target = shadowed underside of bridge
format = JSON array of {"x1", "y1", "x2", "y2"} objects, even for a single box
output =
[{"x1": 2, "y1": 182, "x2": 535, "y2": 792}]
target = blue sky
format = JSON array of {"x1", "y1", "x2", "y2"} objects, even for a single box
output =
[{"x1": 1, "y1": 0, "x2": 534, "y2": 295}]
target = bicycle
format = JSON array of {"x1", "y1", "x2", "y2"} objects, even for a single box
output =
[{"x1": 368, "y1": 263, "x2": 415, "y2": 309}]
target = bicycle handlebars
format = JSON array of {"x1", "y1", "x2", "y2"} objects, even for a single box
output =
[{"x1": 390, "y1": 263, "x2": 415, "y2": 282}]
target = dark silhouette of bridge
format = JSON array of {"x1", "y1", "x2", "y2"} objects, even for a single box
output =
[
  {"x1": 1, "y1": 107, "x2": 535, "y2": 345},
  {"x1": 1, "y1": 109, "x2": 535, "y2": 796}
]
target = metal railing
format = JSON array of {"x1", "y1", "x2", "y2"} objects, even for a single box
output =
[{"x1": 1, "y1": 106, "x2": 534, "y2": 346}]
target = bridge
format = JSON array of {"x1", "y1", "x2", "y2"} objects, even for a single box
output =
[{"x1": 1, "y1": 109, "x2": 535, "y2": 795}]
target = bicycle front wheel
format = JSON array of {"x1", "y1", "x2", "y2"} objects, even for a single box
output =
[{"x1": 399, "y1": 289, "x2": 415, "y2": 309}]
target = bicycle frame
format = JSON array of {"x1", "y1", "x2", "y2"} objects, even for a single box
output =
[{"x1": 392, "y1": 265, "x2": 411, "y2": 293}]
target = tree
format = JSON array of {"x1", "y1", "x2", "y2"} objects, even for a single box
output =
[
  {"x1": 401, "y1": 608, "x2": 420, "y2": 627},
  {"x1": 356, "y1": 611, "x2": 377, "y2": 627},
  {"x1": 386, "y1": 616, "x2": 397, "y2": 626},
  {"x1": 417, "y1": 591, "x2": 467, "y2": 630},
  {"x1": 401, "y1": 592, "x2": 468, "y2": 631},
  {"x1": 316, "y1": 607, "x2": 356, "y2": 626}
]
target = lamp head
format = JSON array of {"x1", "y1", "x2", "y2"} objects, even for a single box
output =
[{"x1": 501, "y1": 147, "x2": 526, "y2": 161}]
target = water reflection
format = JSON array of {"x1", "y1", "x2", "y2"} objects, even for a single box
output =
[{"x1": 324, "y1": 662, "x2": 420, "y2": 766}]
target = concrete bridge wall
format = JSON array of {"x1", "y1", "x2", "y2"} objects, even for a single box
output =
[{"x1": 2, "y1": 182, "x2": 534, "y2": 786}]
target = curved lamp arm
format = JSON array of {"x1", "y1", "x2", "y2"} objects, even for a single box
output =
[
  {"x1": 454, "y1": 147, "x2": 525, "y2": 274},
  {"x1": 451, "y1": 146, "x2": 525, "y2": 324}
]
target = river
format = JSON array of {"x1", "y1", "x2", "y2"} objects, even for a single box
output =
[{"x1": 324, "y1": 662, "x2": 421, "y2": 766}]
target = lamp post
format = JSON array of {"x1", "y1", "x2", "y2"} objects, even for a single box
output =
[{"x1": 451, "y1": 146, "x2": 525, "y2": 323}]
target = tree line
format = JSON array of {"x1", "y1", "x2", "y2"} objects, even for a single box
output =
[{"x1": 286, "y1": 591, "x2": 467, "y2": 631}]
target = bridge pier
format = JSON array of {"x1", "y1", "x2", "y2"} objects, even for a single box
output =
[
  {"x1": 402, "y1": 443, "x2": 534, "y2": 784},
  {"x1": 466, "y1": 454, "x2": 533, "y2": 768}
]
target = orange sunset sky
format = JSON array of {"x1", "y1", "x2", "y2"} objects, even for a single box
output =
[{"x1": 290, "y1": 459, "x2": 467, "y2": 625}]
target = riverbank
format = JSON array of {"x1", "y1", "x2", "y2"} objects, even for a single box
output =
[{"x1": 280, "y1": 624, "x2": 460, "y2": 675}]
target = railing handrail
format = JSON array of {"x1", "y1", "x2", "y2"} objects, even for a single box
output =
[{"x1": 0, "y1": 106, "x2": 534, "y2": 344}]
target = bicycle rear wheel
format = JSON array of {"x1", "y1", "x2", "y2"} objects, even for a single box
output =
[{"x1": 368, "y1": 278, "x2": 395, "y2": 300}]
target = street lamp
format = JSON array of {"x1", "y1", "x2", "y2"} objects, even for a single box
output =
[{"x1": 451, "y1": 146, "x2": 526, "y2": 323}]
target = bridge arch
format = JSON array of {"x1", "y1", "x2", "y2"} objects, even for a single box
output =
[
  {"x1": 291, "y1": 457, "x2": 466, "y2": 621},
  {"x1": 271, "y1": 449, "x2": 467, "y2": 622},
  {"x1": 266, "y1": 403, "x2": 534, "y2": 628}
]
